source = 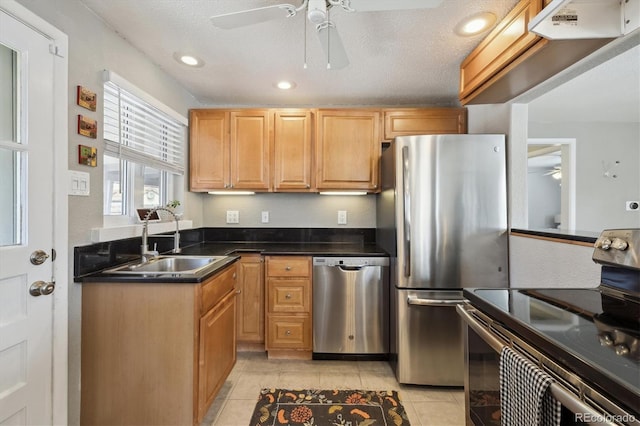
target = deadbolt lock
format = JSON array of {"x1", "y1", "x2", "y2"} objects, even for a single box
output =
[{"x1": 30, "y1": 250, "x2": 50, "y2": 265}]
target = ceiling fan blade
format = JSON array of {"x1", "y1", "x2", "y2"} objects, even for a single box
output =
[
  {"x1": 210, "y1": 4, "x2": 298, "y2": 29},
  {"x1": 316, "y1": 23, "x2": 349, "y2": 69},
  {"x1": 343, "y1": 0, "x2": 443, "y2": 12}
]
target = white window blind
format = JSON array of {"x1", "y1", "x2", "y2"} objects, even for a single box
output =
[{"x1": 103, "y1": 72, "x2": 186, "y2": 175}]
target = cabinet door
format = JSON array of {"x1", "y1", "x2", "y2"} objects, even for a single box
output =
[
  {"x1": 459, "y1": 0, "x2": 543, "y2": 102},
  {"x1": 236, "y1": 255, "x2": 264, "y2": 343},
  {"x1": 315, "y1": 109, "x2": 381, "y2": 191},
  {"x1": 198, "y1": 291, "x2": 236, "y2": 420},
  {"x1": 189, "y1": 110, "x2": 229, "y2": 191},
  {"x1": 230, "y1": 110, "x2": 271, "y2": 190},
  {"x1": 383, "y1": 108, "x2": 467, "y2": 140},
  {"x1": 273, "y1": 109, "x2": 313, "y2": 191}
]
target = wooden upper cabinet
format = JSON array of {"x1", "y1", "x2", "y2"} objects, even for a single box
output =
[
  {"x1": 383, "y1": 108, "x2": 467, "y2": 140},
  {"x1": 273, "y1": 109, "x2": 313, "y2": 191},
  {"x1": 189, "y1": 110, "x2": 229, "y2": 191},
  {"x1": 230, "y1": 110, "x2": 271, "y2": 190},
  {"x1": 459, "y1": 0, "x2": 544, "y2": 103},
  {"x1": 315, "y1": 109, "x2": 381, "y2": 191}
]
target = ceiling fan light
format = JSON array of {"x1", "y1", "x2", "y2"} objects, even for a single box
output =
[{"x1": 308, "y1": 0, "x2": 327, "y2": 24}]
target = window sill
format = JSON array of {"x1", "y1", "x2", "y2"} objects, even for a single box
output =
[{"x1": 91, "y1": 220, "x2": 193, "y2": 243}]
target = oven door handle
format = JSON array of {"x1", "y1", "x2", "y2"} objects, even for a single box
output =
[{"x1": 456, "y1": 305, "x2": 618, "y2": 426}]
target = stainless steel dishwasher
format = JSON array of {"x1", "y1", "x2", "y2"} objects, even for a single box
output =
[{"x1": 312, "y1": 256, "x2": 389, "y2": 359}]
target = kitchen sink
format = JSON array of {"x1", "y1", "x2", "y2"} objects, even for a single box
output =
[{"x1": 104, "y1": 255, "x2": 230, "y2": 277}]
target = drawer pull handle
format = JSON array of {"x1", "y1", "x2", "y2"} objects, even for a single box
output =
[
  {"x1": 285, "y1": 293, "x2": 292, "y2": 299},
  {"x1": 285, "y1": 330, "x2": 291, "y2": 336},
  {"x1": 285, "y1": 266, "x2": 292, "y2": 271}
]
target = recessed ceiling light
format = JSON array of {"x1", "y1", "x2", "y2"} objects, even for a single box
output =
[
  {"x1": 173, "y1": 52, "x2": 204, "y2": 67},
  {"x1": 455, "y1": 12, "x2": 497, "y2": 36},
  {"x1": 276, "y1": 81, "x2": 296, "y2": 90}
]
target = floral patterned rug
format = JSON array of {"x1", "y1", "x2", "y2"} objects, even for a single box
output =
[{"x1": 249, "y1": 389, "x2": 410, "y2": 425}]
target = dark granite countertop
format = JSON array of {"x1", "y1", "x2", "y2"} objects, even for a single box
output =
[
  {"x1": 511, "y1": 228, "x2": 599, "y2": 244},
  {"x1": 75, "y1": 227, "x2": 387, "y2": 283},
  {"x1": 178, "y1": 241, "x2": 386, "y2": 257}
]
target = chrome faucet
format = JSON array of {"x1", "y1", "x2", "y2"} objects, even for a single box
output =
[{"x1": 141, "y1": 206, "x2": 181, "y2": 262}]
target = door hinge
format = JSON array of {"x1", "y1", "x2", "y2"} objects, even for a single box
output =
[{"x1": 49, "y1": 43, "x2": 65, "y2": 58}]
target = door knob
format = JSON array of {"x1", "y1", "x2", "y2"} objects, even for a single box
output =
[{"x1": 30, "y1": 280, "x2": 55, "y2": 297}]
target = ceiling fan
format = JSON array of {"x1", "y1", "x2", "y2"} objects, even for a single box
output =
[
  {"x1": 543, "y1": 165, "x2": 562, "y2": 180},
  {"x1": 210, "y1": 0, "x2": 444, "y2": 69}
]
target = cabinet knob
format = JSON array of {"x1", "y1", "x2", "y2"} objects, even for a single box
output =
[
  {"x1": 285, "y1": 293, "x2": 292, "y2": 299},
  {"x1": 236, "y1": 289, "x2": 241, "y2": 294},
  {"x1": 285, "y1": 266, "x2": 292, "y2": 271},
  {"x1": 233, "y1": 273, "x2": 237, "y2": 279},
  {"x1": 285, "y1": 330, "x2": 291, "y2": 336}
]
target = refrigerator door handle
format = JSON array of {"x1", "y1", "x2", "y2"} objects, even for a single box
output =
[
  {"x1": 402, "y1": 145, "x2": 411, "y2": 277},
  {"x1": 407, "y1": 296, "x2": 462, "y2": 307}
]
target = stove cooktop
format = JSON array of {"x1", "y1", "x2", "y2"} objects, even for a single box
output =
[{"x1": 464, "y1": 286, "x2": 640, "y2": 415}]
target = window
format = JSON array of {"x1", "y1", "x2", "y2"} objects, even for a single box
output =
[{"x1": 102, "y1": 71, "x2": 186, "y2": 220}]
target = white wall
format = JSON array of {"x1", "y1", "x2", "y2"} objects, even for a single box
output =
[
  {"x1": 527, "y1": 168, "x2": 561, "y2": 229},
  {"x1": 509, "y1": 236, "x2": 600, "y2": 288},
  {"x1": 529, "y1": 121, "x2": 640, "y2": 231},
  {"x1": 468, "y1": 104, "x2": 600, "y2": 289},
  {"x1": 202, "y1": 193, "x2": 376, "y2": 228},
  {"x1": 15, "y1": 1, "x2": 203, "y2": 424}
]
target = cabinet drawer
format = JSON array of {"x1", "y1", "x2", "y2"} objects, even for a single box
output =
[
  {"x1": 266, "y1": 256, "x2": 311, "y2": 278},
  {"x1": 267, "y1": 316, "x2": 311, "y2": 349},
  {"x1": 201, "y1": 264, "x2": 237, "y2": 314},
  {"x1": 268, "y1": 279, "x2": 310, "y2": 313}
]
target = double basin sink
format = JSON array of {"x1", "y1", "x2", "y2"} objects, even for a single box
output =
[{"x1": 104, "y1": 255, "x2": 230, "y2": 278}]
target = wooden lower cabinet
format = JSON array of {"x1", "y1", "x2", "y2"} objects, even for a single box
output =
[
  {"x1": 236, "y1": 254, "x2": 265, "y2": 346},
  {"x1": 80, "y1": 263, "x2": 237, "y2": 426},
  {"x1": 265, "y1": 256, "x2": 312, "y2": 358}
]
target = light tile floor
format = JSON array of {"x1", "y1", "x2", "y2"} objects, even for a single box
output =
[{"x1": 201, "y1": 352, "x2": 465, "y2": 426}]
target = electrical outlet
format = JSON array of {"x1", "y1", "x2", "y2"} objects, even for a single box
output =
[
  {"x1": 261, "y1": 211, "x2": 269, "y2": 223},
  {"x1": 626, "y1": 201, "x2": 639, "y2": 211},
  {"x1": 337, "y1": 210, "x2": 347, "y2": 225},
  {"x1": 226, "y1": 210, "x2": 239, "y2": 224}
]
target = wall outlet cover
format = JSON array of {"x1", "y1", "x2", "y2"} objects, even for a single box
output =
[
  {"x1": 226, "y1": 210, "x2": 240, "y2": 224},
  {"x1": 261, "y1": 211, "x2": 269, "y2": 223}
]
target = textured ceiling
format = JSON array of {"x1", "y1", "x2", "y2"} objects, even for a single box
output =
[{"x1": 79, "y1": 0, "x2": 520, "y2": 107}]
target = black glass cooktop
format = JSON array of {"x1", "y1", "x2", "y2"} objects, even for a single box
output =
[{"x1": 464, "y1": 286, "x2": 640, "y2": 415}]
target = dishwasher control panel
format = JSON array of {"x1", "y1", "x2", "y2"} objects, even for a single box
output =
[{"x1": 312, "y1": 256, "x2": 389, "y2": 267}]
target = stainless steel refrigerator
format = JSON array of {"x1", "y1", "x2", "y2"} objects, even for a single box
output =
[{"x1": 376, "y1": 134, "x2": 508, "y2": 386}]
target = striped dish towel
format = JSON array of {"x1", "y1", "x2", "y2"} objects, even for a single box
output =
[{"x1": 499, "y1": 346, "x2": 561, "y2": 426}]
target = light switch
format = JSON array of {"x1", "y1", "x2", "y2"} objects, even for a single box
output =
[
  {"x1": 68, "y1": 170, "x2": 90, "y2": 196},
  {"x1": 337, "y1": 210, "x2": 347, "y2": 225}
]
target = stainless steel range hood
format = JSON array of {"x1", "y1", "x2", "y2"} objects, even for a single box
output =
[{"x1": 529, "y1": 0, "x2": 640, "y2": 40}]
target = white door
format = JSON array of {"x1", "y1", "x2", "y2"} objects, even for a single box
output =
[{"x1": 0, "y1": 9, "x2": 56, "y2": 425}]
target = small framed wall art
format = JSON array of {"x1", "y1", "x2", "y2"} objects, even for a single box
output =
[
  {"x1": 77, "y1": 85, "x2": 97, "y2": 111},
  {"x1": 78, "y1": 115, "x2": 97, "y2": 139},
  {"x1": 78, "y1": 144, "x2": 97, "y2": 167}
]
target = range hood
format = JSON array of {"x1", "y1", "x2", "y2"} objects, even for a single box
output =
[{"x1": 529, "y1": 0, "x2": 639, "y2": 40}]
